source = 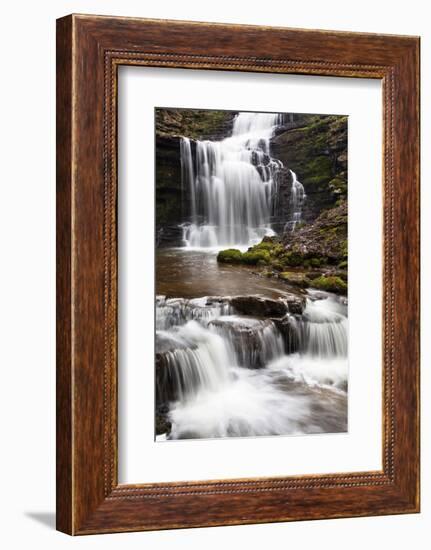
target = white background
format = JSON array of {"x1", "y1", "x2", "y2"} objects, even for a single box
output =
[
  {"x1": 119, "y1": 67, "x2": 382, "y2": 483},
  {"x1": 0, "y1": 0, "x2": 428, "y2": 548}
]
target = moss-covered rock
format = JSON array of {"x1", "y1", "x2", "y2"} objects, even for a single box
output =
[
  {"x1": 217, "y1": 248, "x2": 243, "y2": 263},
  {"x1": 279, "y1": 250, "x2": 304, "y2": 267},
  {"x1": 309, "y1": 275, "x2": 347, "y2": 295},
  {"x1": 281, "y1": 200, "x2": 347, "y2": 266},
  {"x1": 241, "y1": 249, "x2": 271, "y2": 265},
  {"x1": 217, "y1": 239, "x2": 284, "y2": 266},
  {"x1": 156, "y1": 108, "x2": 236, "y2": 141},
  {"x1": 278, "y1": 272, "x2": 311, "y2": 288}
]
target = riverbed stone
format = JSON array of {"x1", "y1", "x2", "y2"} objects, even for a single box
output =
[
  {"x1": 278, "y1": 271, "x2": 311, "y2": 288},
  {"x1": 210, "y1": 317, "x2": 280, "y2": 368},
  {"x1": 230, "y1": 294, "x2": 305, "y2": 317},
  {"x1": 230, "y1": 296, "x2": 287, "y2": 317},
  {"x1": 155, "y1": 411, "x2": 172, "y2": 436}
]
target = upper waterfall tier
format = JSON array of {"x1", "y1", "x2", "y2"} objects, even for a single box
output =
[{"x1": 180, "y1": 112, "x2": 291, "y2": 249}]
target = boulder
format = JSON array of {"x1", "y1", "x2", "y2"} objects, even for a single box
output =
[
  {"x1": 230, "y1": 296, "x2": 287, "y2": 317},
  {"x1": 230, "y1": 294, "x2": 305, "y2": 316},
  {"x1": 283, "y1": 294, "x2": 306, "y2": 315},
  {"x1": 155, "y1": 411, "x2": 172, "y2": 436},
  {"x1": 278, "y1": 271, "x2": 311, "y2": 288}
]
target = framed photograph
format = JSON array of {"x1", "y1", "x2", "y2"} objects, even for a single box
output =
[{"x1": 56, "y1": 14, "x2": 420, "y2": 535}]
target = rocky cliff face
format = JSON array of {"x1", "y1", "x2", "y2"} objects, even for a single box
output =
[
  {"x1": 271, "y1": 114, "x2": 347, "y2": 222},
  {"x1": 156, "y1": 108, "x2": 237, "y2": 141}
]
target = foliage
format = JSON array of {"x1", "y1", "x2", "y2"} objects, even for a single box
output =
[
  {"x1": 309, "y1": 275, "x2": 347, "y2": 295},
  {"x1": 217, "y1": 248, "x2": 243, "y2": 263}
]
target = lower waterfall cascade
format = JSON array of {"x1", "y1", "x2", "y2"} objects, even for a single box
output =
[{"x1": 156, "y1": 289, "x2": 348, "y2": 440}]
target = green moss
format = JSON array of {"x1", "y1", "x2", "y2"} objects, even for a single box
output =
[
  {"x1": 334, "y1": 271, "x2": 348, "y2": 282},
  {"x1": 305, "y1": 156, "x2": 332, "y2": 179},
  {"x1": 271, "y1": 260, "x2": 285, "y2": 272},
  {"x1": 329, "y1": 175, "x2": 347, "y2": 197},
  {"x1": 279, "y1": 272, "x2": 311, "y2": 288},
  {"x1": 305, "y1": 175, "x2": 331, "y2": 187},
  {"x1": 280, "y1": 251, "x2": 304, "y2": 267},
  {"x1": 252, "y1": 241, "x2": 274, "y2": 251},
  {"x1": 338, "y1": 260, "x2": 348, "y2": 269},
  {"x1": 251, "y1": 240, "x2": 285, "y2": 257},
  {"x1": 217, "y1": 241, "x2": 285, "y2": 267},
  {"x1": 156, "y1": 108, "x2": 234, "y2": 140},
  {"x1": 310, "y1": 276, "x2": 347, "y2": 295},
  {"x1": 341, "y1": 241, "x2": 348, "y2": 259},
  {"x1": 217, "y1": 249, "x2": 243, "y2": 263},
  {"x1": 242, "y1": 250, "x2": 271, "y2": 265},
  {"x1": 309, "y1": 257, "x2": 327, "y2": 267}
]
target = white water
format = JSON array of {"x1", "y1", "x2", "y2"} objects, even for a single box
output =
[
  {"x1": 156, "y1": 291, "x2": 348, "y2": 440},
  {"x1": 285, "y1": 170, "x2": 306, "y2": 231},
  {"x1": 180, "y1": 112, "x2": 286, "y2": 248}
]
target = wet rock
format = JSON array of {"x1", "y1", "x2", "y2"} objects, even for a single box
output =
[
  {"x1": 230, "y1": 296, "x2": 287, "y2": 317},
  {"x1": 230, "y1": 294, "x2": 305, "y2": 317},
  {"x1": 278, "y1": 271, "x2": 311, "y2": 288},
  {"x1": 309, "y1": 275, "x2": 347, "y2": 295},
  {"x1": 271, "y1": 316, "x2": 301, "y2": 354},
  {"x1": 210, "y1": 317, "x2": 283, "y2": 368},
  {"x1": 280, "y1": 200, "x2": 348, "y2": 266},
  {"x1": 155, "y1": 333, "x2": 195, "y2": 404},
  {"x1": 283, "y1": 294, "x2": 306, "y2": 315},
  {"x1": 155, "y1": 411, "x2": 172, "y2": 436},
  {"x1": 333, "y1": 270, "x2": 348, "y2": 282}
]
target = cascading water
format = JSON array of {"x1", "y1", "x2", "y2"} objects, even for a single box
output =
[
  {"x1": 156, "y1": 110, "x2": 346, "y2": 441},
  {"x1": 285, "y1": 170, "x2": 306, "y2": 231},
  {"x1": 156, "y1": 289, "x2": 348, "y2": 440},
  {"x1": 180, "y1": 112, "x2": 285, "y2": 248},
  {"x1": 268, "y1": 293, "x2": 348, "y2": 392}
]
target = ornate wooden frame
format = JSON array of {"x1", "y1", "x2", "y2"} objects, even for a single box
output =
[{"x1": 56, "y1": 14, "x2": 420, "y2": 535}]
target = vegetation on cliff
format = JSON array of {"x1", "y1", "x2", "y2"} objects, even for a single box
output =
[
  {"x1": 156, "y1": 108, "x2": 236, "y2": 141},
  {"x1": 271, "y1": 114, "x2": 348, "y2": 221},
  {"x1": 217, "y1": 200, "x2": 348, "y2": 295}
]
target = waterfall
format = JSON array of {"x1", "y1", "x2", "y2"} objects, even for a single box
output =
[
  {"x1": 289, "y1": 296, "x2": 348, "y2": 358},
  {"x1": 156, "y1": 296, "x2": 232, "y2": 331},
  {"x1": 285, "y1": 170, "x2": 306, "y2": 232},
  {"x1": 180, "y1": 138, "x2": 195, "y2": 219},
  {"x1": 210, "y1": 316, "x2": 285, "y2": 368},
  {"x1": 156, "y1": 321, "x2": 233, "y2": 403},
  {"x1": 267, "y1": 294, "x2": 348, "y2": 392},
  {"x1": 180, "y1": 112, "x2": 285, "y2": 248},
  {"x1": 156, "y1": 291, "x2": 348, "y2": 439}
]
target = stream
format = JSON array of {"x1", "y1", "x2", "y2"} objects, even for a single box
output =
[
  {"x1": 156, "y1": 249, "x2": 348, "y2": 441},
  {"x1": 155, "y1": 112, "x2": 348, "y2": 441}
]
